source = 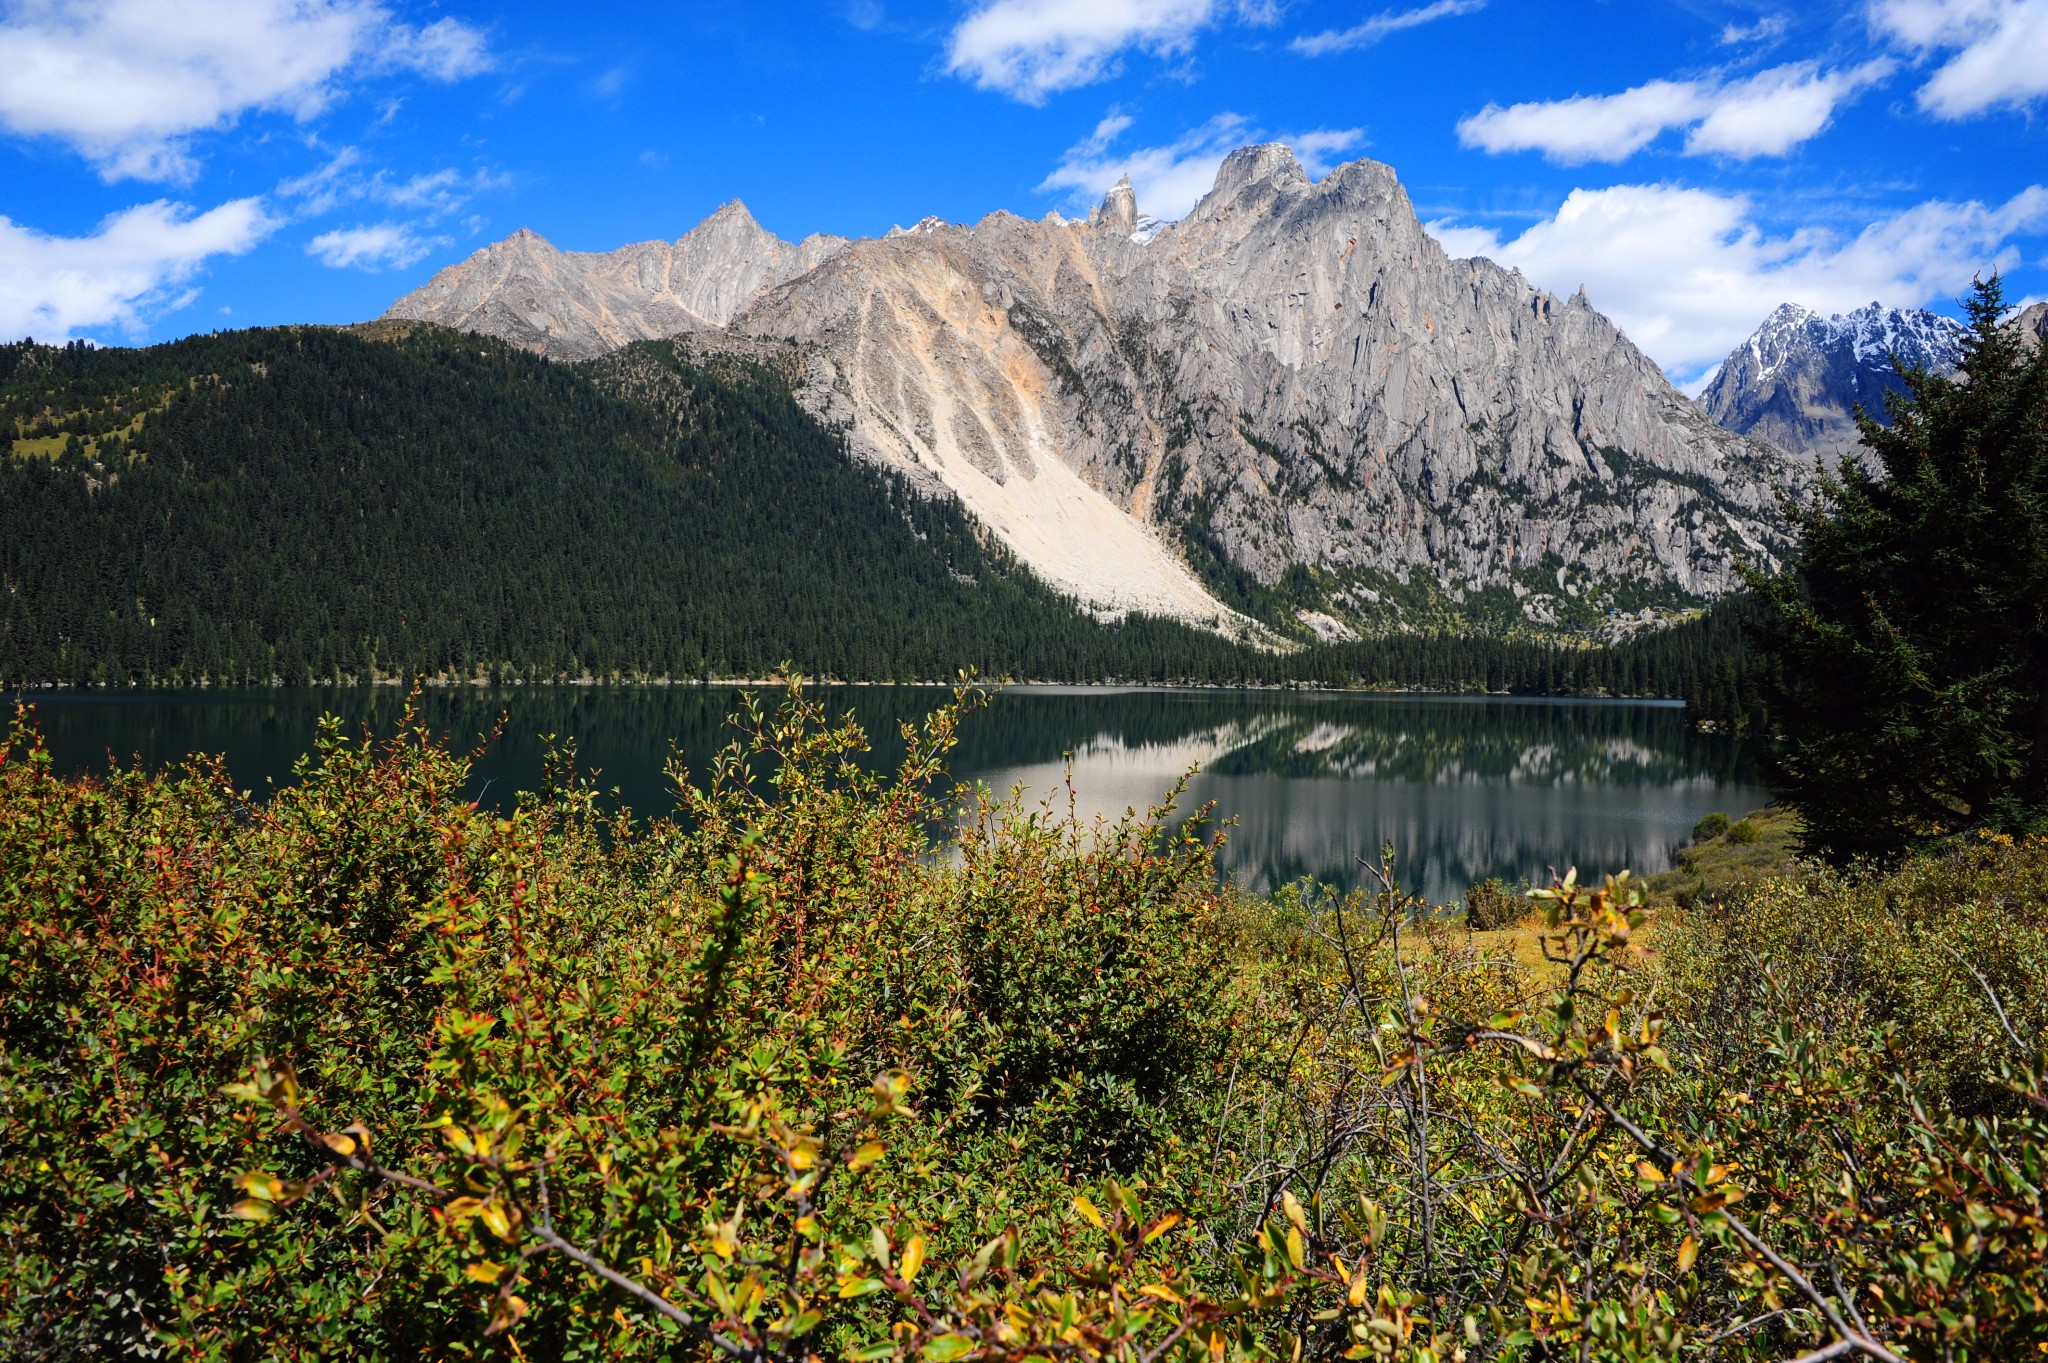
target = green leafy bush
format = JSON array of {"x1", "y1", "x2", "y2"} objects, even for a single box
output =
[
  {"x1": 1725, "y1": 817, "x2": 1761, "y2": 844},
  {"x1": 1691, "y1": 811, "x2": 1730, "y2": 841}
]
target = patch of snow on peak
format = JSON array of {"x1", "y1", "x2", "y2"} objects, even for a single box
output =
[{"x1": 1130, "y1": 215, "x2": 1176, "y2": 245}]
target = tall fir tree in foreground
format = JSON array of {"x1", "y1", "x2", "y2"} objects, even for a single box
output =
[{"x1": 1749, "y1": 277, "x2": 2048, "y2": 863}]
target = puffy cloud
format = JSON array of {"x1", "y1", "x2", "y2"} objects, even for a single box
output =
[
  {"x1": 1285, "y1": 128, "x2": 1372, "y2": 174},
  {"x1": 279, "y1": 148, "x2": 501, "y2": 273},
  {"x1": 1040, "y1": 113, "x2": 1362, "y2": 220},
  {"x1": 1687, "y1": 61, "x2": 1895, "y2": 155},
  {"x1": 394, "y1": 16, "x2": 490, "y2": 81},
  {"x1": 0, "y1": 197, "x2": 275, "y2": 339},
  {"x1": 1290, "y1": 0, "x2": 1486, "y2": 58},
  {"x1": 306, "y1": 222, "x2": 445, "y2": 271},
  {"x1": 1457, "y1": 60, "x2": 1892, "y2": 163},
  {"x1": 1870, "y1": 0, "x2": 2048, "y2": 117},
  {"x1": 0, "y1": 0, "x2": 491, "y2": 183},
  {"x1": 946, "y1": 0, "x2": 1270, "y2": 103},
  {"x1": 1458, "y1": 80, "x2": 1702, "y2": 164},
  {"x1": 1428, "y1": 183, "x2": 2048, "y2": 384}
]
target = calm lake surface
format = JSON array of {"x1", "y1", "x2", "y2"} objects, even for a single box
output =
[{"x1": 9, "y1": 686, "x2": 1771, "y2": 905}]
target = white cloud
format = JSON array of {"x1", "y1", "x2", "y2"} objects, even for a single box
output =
[
  {"x1": 306, "y1": 222, "x2": 445, "y2": 271},
  {"x1": 1457, "y1": 60, "x2": 1892, "y2": 163},
  {"x1": 278, "y1": 148, "x2": 508, "y2": 220},
  {"x1": 1870, "y1": 0, "x2": 2048, "y2": 117},
  {"x1": 0, "y1": 0, "x2": 491, "y2": 183},
  {"x1": 946, "y1": 0, "x2": 1272, "y2": 103},
  {"x1": 1040, "y1": 112, "x2": 1363, "y2": 219},
  {"x1": 1687, "y1": 60, "x2": 1895, "y2": 156},
  {"x1": 1423, "y1": 220, "x2": 1506, "y2": 260},
  {"x1": 0, "y1": 198, "x2": 274, "y2": 340},
  {"x1": 1290, "y1": 0, "x2": 1485, "y2": 58},
  {"x1": 391, "y1": 15, "x2": 490, "y2": 81},
  {"x1": 1428, "y1": 183, "x2": 2048, "y2": 384},
  {"x1": 1286, "y1": 128, "x2": 1371, "y2": 174},
  {"x1": 1721, "y1": 14, "x2": 1790, "y2": 43},
  {"x1": 1458, "y1": 80, "x2": 1704, "y2": 163}
]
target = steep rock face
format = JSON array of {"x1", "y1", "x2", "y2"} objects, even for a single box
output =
[
  {"x1": 1700, "y1": 303, "x2": 1965, "y2": 459},
  {"x1": 735, "y1": 210, "x2": 1253, "y2": 629},
  {"x1": 2019, "y1": 301, "x2": 2048, "y2": 349},
  {"x1": 733, "y1": 146, "x2": 1803, "y2": 630},
  {"x1": 383, "y1": 203, "x2": 846, "y2": 361}
]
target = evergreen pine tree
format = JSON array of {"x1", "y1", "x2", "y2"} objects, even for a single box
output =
[{"x1": 1747, "y1": 277, "x2": 2048, "y2": 863}]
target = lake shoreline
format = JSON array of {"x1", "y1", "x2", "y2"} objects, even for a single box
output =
[
  {"x1": 8, "y1": 678, "x2": 1690, "y2": 707},
  {"x1": 11, "y1": 686, "x2": 1760, "y2": 905}
]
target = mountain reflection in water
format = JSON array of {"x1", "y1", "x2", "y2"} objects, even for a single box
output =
[
  {"x1": 965, "y1": 688, "x2": 1768, "y2": 903},
  {"x1": 14, "y1": 685, "x2": 1770, "y2": 906}
]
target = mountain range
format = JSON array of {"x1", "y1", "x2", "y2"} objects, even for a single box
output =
[
  {"x1": 0, "y1": 325, "x2": 1753, "y2": 697},
  {"x1": 1700, "y1": 298, "x2": 2048, "y2": 463},
  {"x1": 386, "y1": 146, "x2": 1809, "y2": 641},
  {"x1": 1699, "y1": 303, "x2": 1964, "y2": 460},
  {"x1": 384, "y1": 203, "x2": 848, "y2": 360}
]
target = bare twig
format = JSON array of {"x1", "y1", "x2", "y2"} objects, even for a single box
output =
[
  {"x1": 1942, "y1": 945, "x2": 2028, "y2": 1054},
  {"x1": 1573, "y1": 1083, "x2": 1904, "y2": 1363}
]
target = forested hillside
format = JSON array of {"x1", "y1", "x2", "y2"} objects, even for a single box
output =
[
  {"x1": 0, "y1": 327, "x2": 1261, "y2": 685},
  {"x1": 0, "y1": 324, "x2": 1768, "y2": 711}
]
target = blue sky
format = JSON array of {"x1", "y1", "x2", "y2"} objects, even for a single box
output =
[{"x1": 2, "y1": 0, "x2": 2044, "y2": 384}]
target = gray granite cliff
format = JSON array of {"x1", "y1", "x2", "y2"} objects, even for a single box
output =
[
  {"x1": 380, "y1": 147, "x2": 1810, "y2": 632},
  {"x1": 382, "y1": 202, "x2": 846, "y2": 361}
]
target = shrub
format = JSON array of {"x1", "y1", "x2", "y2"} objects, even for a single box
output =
[
  {"x1": 1725, "y1": 817, "x2": 1761, "y2": 844},
  {"x1": 1462, "y1": 876, "x2": 1522, "y2": 930},
  {"x1": 0, "y1": 685, "x2": 1261, "y2": 1360},
  {"x1": 7, "y1": 693, "x2": 2048, "y2": 1361},
  {"x1": 949, "y1": 774, "x2": 1243, "y2": 1173},
  {"x1": 1692, "y1": 811, "x2": 1730, "y2": 841}
]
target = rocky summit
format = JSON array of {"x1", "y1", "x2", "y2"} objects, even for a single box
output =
[
  {"x1": 2019, "y1": 301, "x2": 2048, "y2": 349},
  {"x1": 1699, "y1": 303, "x2": 1965, "y2": 462},
  {"x1": 383, "y1": 202, "x2": 847, "y2": 361},
  {"x1": 382, "y1": 146, "x2": 1809, "y2": 636}
]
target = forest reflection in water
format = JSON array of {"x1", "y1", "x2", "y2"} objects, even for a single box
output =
[{"x1": 14, "y1": 684, "x2": 1770, "y2": 905}]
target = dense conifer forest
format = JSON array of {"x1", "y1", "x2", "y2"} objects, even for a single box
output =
[{"x1": 0, "y1": 324, "x2": 1766, "y2": 717}]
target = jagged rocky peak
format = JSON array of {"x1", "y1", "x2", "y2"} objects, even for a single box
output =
[
  {"x1": 377, "y1": 142, "x2": 1805, "y2": 636},
  {"x1": 1206, "y1": 142, "x2": 1313, "y2": 203},
  {"x1": 668, "y1": 200, "x2": 849, "y2": 328},
  {"x1": 1700, "y1": 302, "x2": 1965, "y2": 459},
  {"x1": 381, "y1": 204, "x2": 848, "y2": 360},
  {"x1": 2017, "y1": 301, "x2": 2048, "y2": 348},
  {"x1": 1088, "y1": 174, "x2": 1138, "y2": 236},
  {"x1": 729, "y1": 143, "x2": 1803, "y2": 633}
]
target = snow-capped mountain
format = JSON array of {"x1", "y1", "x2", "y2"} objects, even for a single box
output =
[{"x1": 1699, "y1": 303, "x2": 1965, "y2": 460}]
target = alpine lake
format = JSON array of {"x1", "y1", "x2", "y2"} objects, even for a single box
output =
[{"x1": 10, "y1": 685, "x2": 1771, "y2": 907}]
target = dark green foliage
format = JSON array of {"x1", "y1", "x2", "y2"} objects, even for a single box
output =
[
  {"x1": 1747, "y1": 278, "x2": 2048, "y2": 863},
  {"x1": 1724, "y1": 818, "x2": 1760, "y2": 845},
  {"x1": 0, "y1": 327, "x2": 1261, "y2": 687},
  {"x1": 949, "y1": 778, "x2": 1244, "y2": 1172},
  {"x1": 1691, "y1": 811, "x2": 1730, "y2": 841}
]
